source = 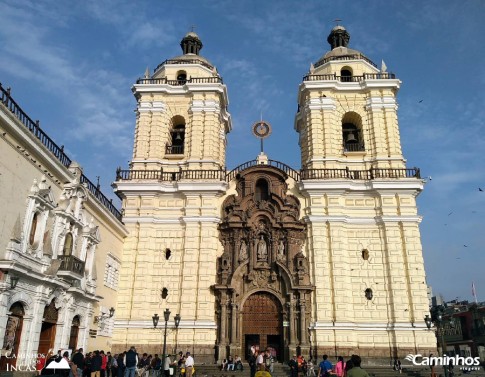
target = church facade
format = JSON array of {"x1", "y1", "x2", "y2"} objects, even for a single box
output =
[{"x1": 112, "y1": 26, "x2": 436, "y2": 362}]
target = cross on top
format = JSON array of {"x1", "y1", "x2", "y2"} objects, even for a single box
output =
[{"x1": 333, "y1": 18, "x2": 342, "y2": 26}]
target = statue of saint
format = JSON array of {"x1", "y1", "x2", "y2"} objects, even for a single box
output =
[
  {"x1": 278, "y1": 240, "x2": 285, "y2": 255},
  {"x1": 257, "y1": 235, "x2": 267, "y2": 260},
  {"x1": 239, "y1": 240, "x2": 248, "y2": 261}
]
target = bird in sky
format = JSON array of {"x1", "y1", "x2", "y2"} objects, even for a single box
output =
[
  {"x1": 464, "y1": 245, "x2": 468, "y2": 248},
  {"x1": 479, "y1": 188, "x2": 483, "y2": 192},
  {"x1": 448, "y1": 212, "x2": 453, "y2": 216},
  {"x1": 418, "y1": 100, "x2": 423, "y2": 103}
]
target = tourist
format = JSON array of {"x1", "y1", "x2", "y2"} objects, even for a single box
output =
[
  {"x1": 289, "y1": 354, "x2": 298, "y2": 377},
  {"x1": 249, "y1": 351, "x2": 257, "y2": 377},
  {"x1": 318, "y1": 355, "x2": 332, "y2": 377},
  {"x1": 124, "y1": 347, "x2": 138, "y2": 377},
  {"x1": 91, "y1": 351, "x2": 102, "y2": 377},
  {"x1": 346, "y1": 355, "x2": 369, "y2": 377},
  {"x1": 184, "y1": 352, "x2": 194, "y2": 377},
  {"x1": 335, "y1": 356, "x2": 345, "y2": 377}
]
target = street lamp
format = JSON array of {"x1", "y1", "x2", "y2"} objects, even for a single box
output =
[
  {"x1": 153, "y1": 310, "x2": 181, "y2": 377},
  {"x1": 174, "y1": 313, "x2": 181, "y2": 354},
  {"x1": 424, "y1": 306, "x2": 455, "y2": 377}
]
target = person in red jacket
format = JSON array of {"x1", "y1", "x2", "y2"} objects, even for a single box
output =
[{"x1": 100, "y1": 351, "x2": 108, "y2": 377}]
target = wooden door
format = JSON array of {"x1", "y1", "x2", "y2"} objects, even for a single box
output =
[{"x1": 242, "y1": 292, "x2": 283, "y2": 360}]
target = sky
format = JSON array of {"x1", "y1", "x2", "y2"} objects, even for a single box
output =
[{"x1": 0, "y1": 0, "x2": 484, "y2": 304}]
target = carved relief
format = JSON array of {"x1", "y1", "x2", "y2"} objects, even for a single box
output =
[{"x1": 214, "y1": 164, "x2": 314, "y2": 356}]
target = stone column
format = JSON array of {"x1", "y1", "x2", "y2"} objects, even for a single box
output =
[{"x1": 299, "y1": 298, "x2": 307, "y2": 344}]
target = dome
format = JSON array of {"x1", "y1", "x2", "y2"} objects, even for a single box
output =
[{"x1": 313, "y1": 25, "x2": 377, "y2": 69}]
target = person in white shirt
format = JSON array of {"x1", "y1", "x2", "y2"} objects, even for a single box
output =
[
  {"x1": 256, "y1": 351, "x2": 264, "y2": 371},
  {"x1": 184, "y1": 353, "x2": 194, "y2": 377}
]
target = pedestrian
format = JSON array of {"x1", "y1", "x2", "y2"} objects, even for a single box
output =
[
  {"x1": 318, "y1": 355, "x2": 332, "y2": 377},
  {"x1": 288, "y1": 354, "x2": 298, "y2": 377},
  {"x1": 393, "y1": 358, "x2": 401, "y2": 374},
  {"x1": 184, "y1": 352, "x2": 194, "y2": 377},
  {"x1": 335, "y1": 356, "x2": 345, "y2": 377},
  {"x1": 91, "y1": 351, "x2": 102, "y2": 377},
  {"x1": 100, "y1": 351, "x2": 108, "y2": 377},
  {"x1": 117, "y1": 353, "x2": 125, "y2": 377},
  {"x1": 71, "y1": 348, "x2": 85, "y2": 377},
  {"x1": 256, "y1": 350, "x2": 264, "y2": 371},
  {"x1": 249, "y1": 351, "x2": 257, "y2": 377},
  {"x1": 344, "y1": 358, "x2": 354, "y2": 377},
  {"x1": 124, "y1": 347, "x2": 138, "y2": 377},
  {"x1": 163, "y1": 354, "x2": 172, "y2": 377},
  {"x1": 346, "y1": 355, "x2": 369, "y2": 377}
]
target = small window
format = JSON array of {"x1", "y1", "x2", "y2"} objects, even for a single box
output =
[
  {"x1": 365, "y1": 288, "x2": 373, "y2": 300},
  {"x1": 255, "y1": 179, "x2": 269, "y2": 201},
  {"x1": 362, "y1": 249, "x2": 369, "y2": 260},
  {"x1": 176, "y1": 71, "x2": 187, "y2": 84},
  {"x1": 29, "y1": 213, "x2": 38, "y2": 245},
  {"x1": 63, "y1": 232, "x2": 73, "y2": 255},
  {"x1": 341, "y1": 68, "x2": 353, "y2": 82},
  {"x1": 165, "y1": 248, "x2": 172, "y2": 260}
]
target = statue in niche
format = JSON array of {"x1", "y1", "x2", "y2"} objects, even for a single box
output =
[
  {"x1": 256, "y1": 235, "x2": 267, "y2": 261},
  {"x1": 277, "y1": 240, "x2": 285, "y2": 261},
  {"x1": 239, "y1": 240, "x2": 248, "y2": 262}
]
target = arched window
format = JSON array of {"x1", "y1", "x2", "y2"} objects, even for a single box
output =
[
  {"x1": 63, "y1": 232, "x2": 73, "y2": 255},
  {"x1": 340, "y1": 67, "x2": 353, "y2": 82},
  {"x1": 342, "y1": 112, "x2": 365, "y2": 152},
  {"x1": 29, "y1": 212, "x2": 38, "y2": 245},
  {"x1": 166, "y1": 116, "x2": 185, "y2": 155},
  {"x1": 176, "y1": 71, "x2": 187, "y2": 84},
  {"x1": 255, "y1": 179, "x2": 269, "y2": 201}
]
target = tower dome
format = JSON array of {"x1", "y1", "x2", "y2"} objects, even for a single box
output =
[
  {"x1": 180, "y1": 31, "x2": 203, "y2": 55},
  {"x1": 327, "y1": 25, "x2": 350, "y2": 49}
]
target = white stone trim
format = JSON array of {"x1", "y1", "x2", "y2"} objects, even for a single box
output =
[
  {"x1": 122, "y1": 216, "x2": 222, "y2": 224},
  {"x1": 299, "y1": 179, "x2": 423, "y2": 192},
  {"x1": 114, "y1": 320, "x2": 217, "y2": 329},
  {"x1": 304, "y1": 215, "x2": 422, "y2": 224},
  {"x1": 311, "y1": 321, "x2": 427, "y2": 331},
  {"x1": 365, "y1": 96, "x2": 398, "y2": 110}
]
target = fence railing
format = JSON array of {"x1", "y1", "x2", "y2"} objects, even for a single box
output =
[
  {"x1": 154, "y1": 58, "x2": 215, "y2": 72},
  {"x1": 0, "y1": 83, "x2": 123, "y2": 222},
  {"x1": 314, "y1": 54, "x2": 378, "y2": 69},
  {"x1": 57, "y1": 255, "x2": 85, "y2": 276},
  {"x1": 303, "y1": 72, "x2": 396, "y2": 82},
  {"x1": 136, "y1": 76, "x2": 223, "y2": 85},
  {"x1": 116, "y1": 166, "x2": 421, "y2": 183}
]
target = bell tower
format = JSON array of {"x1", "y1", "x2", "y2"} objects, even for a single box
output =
[
  {"x1": 112, "y1": 31, "x2": 232, "y2": 361},
  {"x1": 295, "y1": 25, "x2": 404, "y2": 171},
  {"x1": 295, "y1": 26, "x2": 436, "y2": 359},
  {"x1": 132, "y1": 31, "x2": 231, "y2": 172}
]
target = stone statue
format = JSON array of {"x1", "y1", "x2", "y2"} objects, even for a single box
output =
[
  {"x1": 277, "y1": 240, "x2": 285, "y2": 261},
  {"x1": 239, "y1": 240, "x2": 248, "y2": 261},
  {"x1": 256, "y1": 235, "x2": 267, "y2": 260}
]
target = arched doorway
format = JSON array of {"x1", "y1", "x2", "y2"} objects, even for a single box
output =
[
  {"x1": 0, "y1": 302, "x2": 25, "y2": 369},
  {"x1": 38, "y1": 300, "x2": 58, "y2": 355},
  {"x1": 242, "y1": 292, "x2": 283, "y2": 361},
  {"x1": 69, "y1": 315, "x2": 80, "y2": 350}
]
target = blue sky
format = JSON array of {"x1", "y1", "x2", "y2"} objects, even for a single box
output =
[{"x1": 1, "y1": 0, "x2": 484, "y2": 304}]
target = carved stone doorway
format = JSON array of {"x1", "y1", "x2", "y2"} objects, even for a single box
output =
[
  {"x1": 242, "y1": 292, "x2": 283, "y2": 361},
  {"x1": 0, "y1": 302, "x2": 25, "y2": 369}
]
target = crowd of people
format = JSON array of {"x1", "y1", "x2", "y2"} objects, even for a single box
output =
[
  {"x1": 37, "y1": 347, "x2": 195, "y2": 377},
  {"x1": 287, "y1": 354, "x2": 370, "y2": 377}
]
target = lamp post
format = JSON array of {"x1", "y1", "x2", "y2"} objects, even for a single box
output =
[
  {"x1": 174, "y1": 313, "x2": 181, "y2": 354},
  {"x1": 425, "y1": 306, "x2": 455, "y2": 377},
  {"x1": 153, "y1": 310, "x2": 181, "y2": 377}
]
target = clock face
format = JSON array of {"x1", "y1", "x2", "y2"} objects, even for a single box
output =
[{"x1": 252, "y1": 121, "x2": 272, "y2": 138}]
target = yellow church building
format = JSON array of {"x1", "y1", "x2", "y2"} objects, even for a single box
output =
[{"x1": 112, "y1": 25, "x2": 436, "y2": 363}]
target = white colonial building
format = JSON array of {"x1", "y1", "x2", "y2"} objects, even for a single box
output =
[{"x1": 0, "y1": 84, "x2": 128, "y2": 369}]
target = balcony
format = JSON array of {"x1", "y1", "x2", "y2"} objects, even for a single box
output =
[
  {"x1": 165, "y1": 144, "x2": 184, "y2": 155},
  {"x1": 57, "y1": 255, "x2": 85, "y2": 280},
  {"x1": 136, "y1": 76, "x2": 223, "y2": 85},
  {"x1": 343, "y1": 142, "x2": 365, "y2": 152}
]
